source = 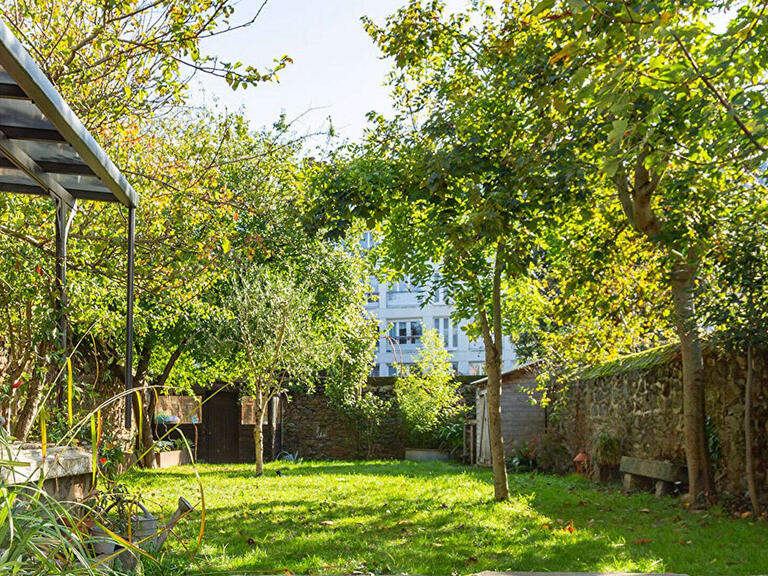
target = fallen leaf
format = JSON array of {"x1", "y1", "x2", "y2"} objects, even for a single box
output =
[
  {"x1": 632, "y1": 538, "x2": 653, "y2": 544},
  {"x1": 466, "y1": 556, "x2": 478, "y2": 565},
  {"x1": 319, "y1": 520, "x2": 334, "y2": 526},
  {"x1": 640, "y1": 508, "x2": 651, "y2": 514}
]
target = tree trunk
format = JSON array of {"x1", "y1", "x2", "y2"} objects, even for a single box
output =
[
  {"x1": 671, "y1": 260, "x2": 713, "y2": 502},
  {"x1": 132, "y1": 390, "x2": 156, "y2": 468},
  {"x1": 476, "y1": 241, "x2": 509, "y2": 501},
  {"x1": 132, "y1": 341, "x2": 155, "y2": 468},
  {"x1": 485, "y1": 342, "x2": 509, "y2": 500},
  {"x1": 745, "y1": 345, "x2": 759, "y2": 514},
  {"x1": 253, "y1": 405, "x2": 265, "y2": 476},
  {"x1": 12, "y1": 371, "x2": 46, "y2": 440}
]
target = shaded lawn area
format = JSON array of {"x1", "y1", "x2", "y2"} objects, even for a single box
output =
[{"x1": 124, "y1": 460, "x2": 766, "y2": 575}]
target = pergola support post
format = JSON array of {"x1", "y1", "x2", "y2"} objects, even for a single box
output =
[
  {"x1": 54, "y1": 197, "x2": 75, "y2": 405},
  {"x1": 124, "y1": 206, "x2": 135, "y2": 429}
]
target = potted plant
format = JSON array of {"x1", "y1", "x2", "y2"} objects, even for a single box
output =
[
  {"x1": 154, "y1": 438, "x2": 193, "y2": 468},
  {"x1": 395, "y1": 328, "x2": 467, "y2": 461}
]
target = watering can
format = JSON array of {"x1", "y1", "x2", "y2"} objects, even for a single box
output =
[{"x1": 92, "y1": 496, "x2": 193, "y2": 569}]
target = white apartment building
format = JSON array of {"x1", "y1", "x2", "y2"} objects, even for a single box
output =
[{"x1": 362, "y1": 233, "x2": 516, "y2": 377}]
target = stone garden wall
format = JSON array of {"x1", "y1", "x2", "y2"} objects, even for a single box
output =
[
  {"x1": 555, "y1": 345, "x2": 768, "y2": 500},
  {"x1": 281, "y1": 381, "x2": 406, "y2": 460},
  {"x1": 281, "y1": 378, "x2": 477, "y2": 461}
]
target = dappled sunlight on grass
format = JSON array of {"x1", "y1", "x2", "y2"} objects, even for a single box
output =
[{"x1": 125, "y1": 461, "x2": 767, "y2": 575}]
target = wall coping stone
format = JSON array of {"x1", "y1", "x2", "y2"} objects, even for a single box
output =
[{"x1": 1, "y1": 443, "x2": 92, "y2": 484}]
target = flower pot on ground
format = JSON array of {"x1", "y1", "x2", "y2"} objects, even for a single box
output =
[{"x1": 153, "y1": 439, "x2": 193, "y2": 468}]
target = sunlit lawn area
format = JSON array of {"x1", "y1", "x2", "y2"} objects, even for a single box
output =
[{"x1": 126, "y1": 461, "x2": 766, "y2": 575}]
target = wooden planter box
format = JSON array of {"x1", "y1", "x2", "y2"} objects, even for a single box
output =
[
  {"x1": 405, "y1": 448, "x2": 449, "y2": 462},
  {"x1": 154, "y1": 450, "x2": 191, "y2": 468}
]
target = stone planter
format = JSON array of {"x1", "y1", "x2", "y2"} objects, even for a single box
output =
[
  {"x1": 405, "y1": 448, "x2": 449, "y2": 462},
  {"x1": 154, "y1": 450, "x2": 190, "y2": 468}
]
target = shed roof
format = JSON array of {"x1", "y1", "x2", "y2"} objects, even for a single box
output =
[
  {"x1": 472, "y1": 360, "x2": 541, "y2": 387},
  {"x1": 0, "y1": 19, "x2": 137, "y2": 208}
]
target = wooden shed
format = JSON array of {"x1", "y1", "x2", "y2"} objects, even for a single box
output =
[
  {"x1": 155, "y1": 385, "x2": 282, "y2": 464},
  {"x1": 474, "y1": 362, "x2": 546, "y2": 466}
]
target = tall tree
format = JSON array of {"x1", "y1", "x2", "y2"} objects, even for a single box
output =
[
  {"x1": 523, "y1": 0, "x2": 768, "y2": 501},
  {"x1": 308, "y1": 1, "x2": 582, "y2": 500}
]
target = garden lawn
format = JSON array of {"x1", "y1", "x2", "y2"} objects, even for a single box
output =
[{"x1": 124, "y1": 460, "x2": 767, "y2": 575}]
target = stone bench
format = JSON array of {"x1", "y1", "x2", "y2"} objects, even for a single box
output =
[{"x1": 620, "y1": 456, "x2": 686, "y2": 497}]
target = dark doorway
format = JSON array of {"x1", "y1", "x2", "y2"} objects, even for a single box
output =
[{"x1": 202, "y1": 391, "x2": 240, "y2": 463}]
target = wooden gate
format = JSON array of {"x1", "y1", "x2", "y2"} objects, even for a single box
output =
[{"x1": 202, "y1": 391, "x2": 240, "y2": 463}]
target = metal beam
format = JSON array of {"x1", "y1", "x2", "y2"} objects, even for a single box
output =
[
  {"x1": 54, "y1": 197, "x2": 75, "y2": 408},
  {"x1": 0, "y1": 156, "x2": 95, "y2": 175},
  {"x1": 0, "y1": 123, "x2": 66, "y2": 142},
  {"x1": 0, "y1": 180, "x2": 120, "y2": 202},
  {"x1": 125, "y1": 206, "x2": 136, "y2": 429},
  {"x1": 0, "y1": 82, "x2": 26, "y2": 99},
  {"x1": 0, "y1": 19, "x2": 137, "y2": 207},
  {"x1": 0, "y1": 132, "x2": 74, "y2": 206}
]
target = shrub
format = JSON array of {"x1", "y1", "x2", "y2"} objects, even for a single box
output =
[
  {"x1": 395, "y1": 328, "x2": 467, "y2": 448},
  {"x1": 507, "y1": 441, "x2": 536, "y2": 473},
  {"x1": 592, "y1": 432, "x2": 623, "y2": 467},
  {"x1": 531, "y1": 431, "x2": 572, "y2": 475}
]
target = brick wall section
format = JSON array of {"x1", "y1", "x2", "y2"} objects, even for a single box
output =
[{"x1": 555, "y1": 346, "x2": 768, "y2": 499}]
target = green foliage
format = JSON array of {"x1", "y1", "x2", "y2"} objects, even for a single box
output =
[
  {"x1": 507, "y1": 441, "x2": 537, "y2": 474},
  {"x1": 700, "y1": 191, "x2": 768, "y2": 350},
  {"x1": 592, "y1": 432, "x2": 623, "y2": 468},
  {"x1": 576, "y1": 343, "x2": 681, "y2": 381},
  {"x1": 395, "y1": 329, "x2": 466, "y2": 448}
]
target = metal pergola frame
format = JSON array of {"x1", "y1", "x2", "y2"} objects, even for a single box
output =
[{"x1": 0, "y1": 18, "x2": 138, "y2": 428}]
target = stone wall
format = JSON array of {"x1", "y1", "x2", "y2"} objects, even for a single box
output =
[
  {"x1": 281, "y1": 382, "x2": 406, "y2": 460},
  {"x1": 281, "y1": 378, "x2": 477, "y2": 460},
  {"x1": 555, "y1": 345, "x2": 768, "y2": 500}
]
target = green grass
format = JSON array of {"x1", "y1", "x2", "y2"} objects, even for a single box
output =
[{"x1": 124, "y1": 461, "x2": 767, "y2": 575}]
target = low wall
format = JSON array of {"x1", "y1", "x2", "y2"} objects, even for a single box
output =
[
  {"x1": 555, "y1": 345, "x2": 768, "y2": 500},
  {"x1": 1, "y1": 444, "x2": 93, "y2": 501}
]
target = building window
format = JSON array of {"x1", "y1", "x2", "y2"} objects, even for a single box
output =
[
  {"x1": 433, "y1": 317, "x2": 458, "y2": 349},
  {"x1": 370, "y1": 364, "x2": 380, "y2": 377},
  {"x1": 432, "y1": 272, "x2": 442, "y2": 304},
  {"x1": 389, "y1": 275, "x2": 423, "y2": 294},
  {"x1": 388, "y1": 363, "x2": 413, "y2": 377},
  {"x1": 468, "y1": 362, "x2": 486, "y2": 376},
  {"x1": 389, "y1": 320, "x2": 422, "y2": 346},
  {"x1": 367, "y1": 276, "x2": 379, "y2": 303}
]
